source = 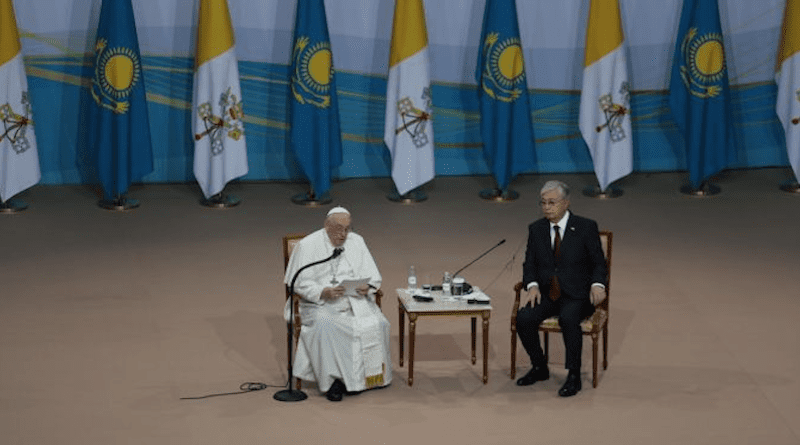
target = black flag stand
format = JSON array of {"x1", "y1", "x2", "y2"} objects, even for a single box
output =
[
  {"x1": 583, "y1": 183, "x2": 623, "y2": 199},
  {"x1": 274, "y1": 248, "x2": 343, "y2": 402},
  {"x1": 291, "y1": 185, "x2": 332, "y2": 207},
  {"x1": 387, "y1": 184, "x2": 427, "y2": 204},
  {"x1": 0, "y1": 197, "x2": 29, "y2": 213},
  {"x1": 200, "y1": 189, "x2": 241, "y2": 208},
  {"x1": 98, "y1": 193, "x2": 140, "y2": 210},
  {"x1": 680, "y1": 180, "x2": 721, "y2": 197}
]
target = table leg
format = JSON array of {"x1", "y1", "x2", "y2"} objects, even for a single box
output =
[
  {"x1": 482, "y1": 312, "x2": 490, "y2": 384},
  {"x1": 471, "y1": 317, "x2": 477, "y2": 365},
  {"x1": 398, "y1": 302, "x2": 405, "y2": 367},
  {"x1": 408, "y1": 314, "x2": 417, "y2": 386}
]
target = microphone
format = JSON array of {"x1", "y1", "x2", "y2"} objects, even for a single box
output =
[
  {"x1": 451, "y1": 239, "x2": 506, "y2": 294},
  {"x1": 275, "y1": 245, "x2": 345, "y2": 403},
  {"x1": 453, "y1": 239, "x2": 506, "y2": 277}
]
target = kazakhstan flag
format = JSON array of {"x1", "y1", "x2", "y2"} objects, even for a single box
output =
[
  {"x1": 288, "y1": 0, "x2": 343, "y2": 198},
  {"x1": 87, "y1": 0, "x2": 153, "y2": 200},
  {"x1": 668, "y1": 0, "x2": 734, "y2": 189},
  {"x1": 475, "y1": 0, "x2": 535, "y2": 191}
]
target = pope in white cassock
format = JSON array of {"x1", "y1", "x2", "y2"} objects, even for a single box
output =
[{"x1": 284, "y1": 207, "x2": 392, "y2": 401}]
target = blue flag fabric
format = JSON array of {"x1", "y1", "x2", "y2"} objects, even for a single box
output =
[
  {"x1": 475, "y1": 0, "x2": 536, "y2": 191},
  {"x1": 87, "y1": 0, "x2": 153, "y2": 200},
  {"x1": 668, "y1": 0, "x2": 734, "y2": 189},
  {"x1": 288, "y1": 0, "x2": 343, "y2": 198}
]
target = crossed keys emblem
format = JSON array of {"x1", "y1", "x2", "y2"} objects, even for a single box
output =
[
  {"x1": 595, "y1": 82, "x2": 630, "y2": 142},
  {"x1": 0, "y1": 93, "x2": 33, "y2": 154},
  {"x1": 394, "y1": 88, "x2": 432, "y2": 148},
  {"x1": 194, "y1": 88, "x2": 244, "y2": 156}
]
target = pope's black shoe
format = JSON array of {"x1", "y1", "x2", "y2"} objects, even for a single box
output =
[
  {"x1": 325, "y1": 379, "x2": 345, "y2": 402},
  {"x1": 558, "y1": 372, "x2": 582, "y2": 397},
  {"x1": 516, "y1": 365, "x2": 549, "y2": 386}
]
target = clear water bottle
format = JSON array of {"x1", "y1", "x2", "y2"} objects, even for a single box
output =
[
  {"x1": 408, "y1": 266, "x2": 417, "y2": 290},
  {"x1": 442, "y1": 271, "x2": 452, "y2": 295}
]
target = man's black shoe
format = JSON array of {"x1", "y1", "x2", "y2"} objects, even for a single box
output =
[
  {"x1": 558, "y1": 372, "x2": 582, "y2": 397},
  {"x1": 516, "y1": 365, "x2": 549, "y2": 386},
  {"x1": 325, "y1": 379, "x2": 345, "y2": 402}
]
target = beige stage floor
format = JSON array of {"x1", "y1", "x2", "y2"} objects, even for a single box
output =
[{"x1": 2, "y1": 169, "x2": 799, "y2": 445}]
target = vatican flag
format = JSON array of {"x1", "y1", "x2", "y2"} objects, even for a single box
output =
[
  {"x1": 578, "y1": 0, "x2": 632, "y2": 193},
  {"x1": 776, "y1": 0, "x2": 800, "y2": 183},
  {"x1": 192, "y1": 0, "x2": 248, "y2": 199},
  {"x1": 0, "y1": 0, "x2": 40, "y2": 203},
  {"x1": 384, "y1": 0, "x2": 435, "y2": 196}
]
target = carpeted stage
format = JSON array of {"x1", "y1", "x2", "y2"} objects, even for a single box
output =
[{"x1": 1, "y1": 169, "x2": 799, "y2": 444}]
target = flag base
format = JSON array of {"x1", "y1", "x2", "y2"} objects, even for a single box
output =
[
  {"x1": 479, "y1": 188, "x2": 519, "y2": 202},
  {"x1": 778, "y1": 180, "x2": 800, "y2": 194},
  {"x1": 291, "y1": 192, "x2": 332, "y2": 207},
  {"x1": 98, "y1": 196, "x2": 140, "y2": 211},
  {"x1": 680, "y1": 183, "x2": 721, "y2": 197},
  {"x1": 387, "y1": 189, "x2": 427, "y2": 204},
  {"x1": 582, "y1": 185, "x2": 623, "y2": 199},
  {"x1": 0, "y1": 199, "x2": 29, "y2": 213},
  {"x1": 273, "y1": 388, "x2": 308, "y2": 402},
  {"x1": 200, "y1": 193, "x2": 241, "y2": 208}
]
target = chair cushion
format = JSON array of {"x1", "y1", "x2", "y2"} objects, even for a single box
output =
[{"x1": 540, "y1": 308, "x2": 607, "y2": 333}]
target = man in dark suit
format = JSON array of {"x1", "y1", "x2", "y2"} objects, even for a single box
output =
[{"x1": 516, "y1": 180, "x2": 607, "y2": 397}]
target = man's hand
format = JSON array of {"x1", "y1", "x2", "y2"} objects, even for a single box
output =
[
  {"x1": 590, "y1": 284, "x2": 606, "y2": 305},
  {"x1": 527, "y1": 286, "x2": 541, "y2": 306},
  {"x1": 321, "y1": 286, "x2": 345, "y2": 301}
]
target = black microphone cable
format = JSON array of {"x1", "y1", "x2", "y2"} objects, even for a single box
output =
[{"x1": 180, "y1": 381, "x2": 285, "y2": 400}]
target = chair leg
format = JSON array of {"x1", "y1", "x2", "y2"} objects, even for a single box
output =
[
  {"x1": 510, "y1": 327, "x2": 517, "y2": 379},
  {"x1": 543, "y1": 331, "x2": 549, "y2": 363},
  {"x1": 591, "y1": 332, "x2": 599, "y2": 388},
  {"x1": 603, "y1": 323, "x2": 609, "y2": 370}
]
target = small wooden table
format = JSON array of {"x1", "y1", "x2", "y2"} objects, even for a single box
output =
[{"x1": 396, "y1": 288, "x2": 492, "y2": 386}]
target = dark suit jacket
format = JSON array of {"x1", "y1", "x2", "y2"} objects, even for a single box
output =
[{"x1": 522, "y1": 213, "x2": 607, "y2": 301}]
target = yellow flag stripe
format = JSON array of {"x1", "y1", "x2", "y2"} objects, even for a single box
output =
[
  {"x1": 584, "y1": 0, "x2": 624, "y2": 67},
  {"x1": 388, "y1": 0, "x2": 428, "y2": 68},
  {"x1": 777, "y1": 0, "x2": 800, "y2": 67},
  {"x1": 195, "y1": 0, "x2": 235, "y2": 68},
  {"x1": 0, "y1": 0, "x2": 22, "y2": 65}
]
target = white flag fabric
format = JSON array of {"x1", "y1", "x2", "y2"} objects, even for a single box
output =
[
  {"x1": 776, "y1": 0, "x2": 800, "y2": 183},
  {"x1": 384, "y1": 0, "x2": 435, "y2": 196},
  {"x1": 578, "y1": 0, "x2": 632, "y2": 192},
  {"x1": 0, "y1": 0, "x2": 41, "y2": 203},
  {"x1": 192, "y1": 0, "x2": 248, "y2": 199}
]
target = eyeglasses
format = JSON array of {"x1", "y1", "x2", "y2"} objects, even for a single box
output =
[
  {"x1": 539, "y1": 199, "x2": 563, "y2": 208},
  {"x1": 327, "y1": 224, "x2": 351, "y2": 235}
]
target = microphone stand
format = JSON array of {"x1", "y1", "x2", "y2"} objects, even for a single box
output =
[
  {"x1": 274, "y1": 248, "x2": 343, "y2": 402},
  {"x1": 453, "y1": 239, "x2": 506, "y2": 278}
]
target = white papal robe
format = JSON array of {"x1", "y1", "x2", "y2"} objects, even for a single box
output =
[{"x1": 284, "y1": 228, "x2": 392, "y2": 393}]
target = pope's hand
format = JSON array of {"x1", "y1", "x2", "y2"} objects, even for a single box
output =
[{"x1": 321, "y1": 286, "x2": 345, "y2": 301}]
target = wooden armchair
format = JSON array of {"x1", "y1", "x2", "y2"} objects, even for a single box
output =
[
  {"x1": 282, "y1": 233, "x2": 383, "y2": 389},
  {"x1": 509, "y1": 231, "x2": 612, "y2": 388}
]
